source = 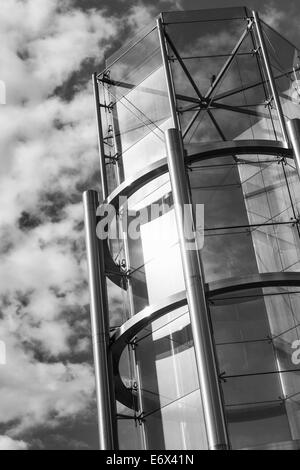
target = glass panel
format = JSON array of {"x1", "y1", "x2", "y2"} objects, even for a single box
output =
[
  {"x1": 144, "y1": 390, "x2": 207, "y2": 450},
  {"x1": 181, "y1": 110, "x2": 222, "y2": 143},
  {"x1": 135, "y1": 310, "x2": 207, "y2": 450},
  {"x1": 189, "y1": 155, "x2": 252, "y2": 229},
  {"x1": 118, "y1": 346, "x2": 138, "y2": 411},
  {"x1": 107, "y1": 278, "x2": 130, "y2": 326},
  {"x1": 118, "y1": 418, "x2": 143, "y2": 450},
  {"x1": 211, "y1": 293, "x2": 271, "y2": 343},
  {"x1": 114, "y1": 68, "x2": 171, "y2": 179},
  {"x1": 203, "y1": 228, "x2": 258, "y2": 281},
  {"x1": 227, "y1": 402, "x2": 291, "y2": 450},
  {"x1": 128, "y1": 213, "x2": 184, "y2": 310},
  {"x1": 111, "y1": 174, "x2": 185, "y2": 315},
  {"x1": 107, "y1": 24, "x2": 155, "y2": 68},
  {"x1": 217, "y1": 340, "x2": 278, "y2": 376},
  {"x1": 222, "y1": 374, "x2": 284, "y2": 406},
  {"x1": 99, "y1": 27, "x2": 171, "y2": 186},
  {"x1": 284, "y1": 159, "x2": 300, "y2": 217},
  {"x1": 189, "y1": 154, "x2": 300, "y2": 282},
  {"x1": 107, "y1": 28, "x2": 162, "y2": 101},
  {"x1": 211, "y1": 288, "x2": 300, "y2": 448},
  {"x1": 209, "y1": 107, "x2": 279, "y2": 141},
  {"x1": 136, "y1": 311, "x2": 199, "y2": 414},
  {"x1": 238, "y1": 155, "x2": 300, "y2": 274},
  {"x1": 214, "y1": 49, "x2": 267, "y2": 104},
  {"x1": 261, "y1": 21, "x2": 300, "y2": 121},
  {"x1": 189, "y1": 155, "x2": 258, "y2": 282}
]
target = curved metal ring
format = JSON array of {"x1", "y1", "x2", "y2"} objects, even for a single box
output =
[
  {"x1": 208, "y1": 271, "x2": 300, "y2": 298},
  {"x1": 105, "y1": 140, "x2": 292, "y2": 209},
  {"x1": 111, "y1": 291, "x2": 188, "y2": 410},
  {"x1": 111, "y1": 271, "x2": 300, "y2": 410}
]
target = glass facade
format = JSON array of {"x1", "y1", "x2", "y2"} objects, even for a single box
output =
[{"x1": 91, "y1": 7, "x2": 300, "y2": 450}]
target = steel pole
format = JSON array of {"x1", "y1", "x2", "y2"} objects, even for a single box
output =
[
  {"x1": 287, "y1": 119, "x2": 300, "y2": 179},
  {"x1": 92, "y1": 73, "x2": 108, "y2": 201},
  {"x1": 83, "y1": 190, "x2": 118, "y2": 450},
  {"x1": 252, "y1": 11, "x2": 289, "y2": 144},
  {"x1": 157, "y1": 16, "x2": 180, "y2": 130},
  {"x1": 164, "y1": 128, "x2": 229, "y2": 450}
]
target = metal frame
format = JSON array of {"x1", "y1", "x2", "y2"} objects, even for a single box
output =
[
  {"x1": 157, "y1": 16, "x2": 179, "y2": 129},
  {"x1": 95, "y1": 10, "x2": 292, "y2": 148},
  {"x1": 92, "y1": 74, "x2": 108, "y2": 201},
  {"x1": 86, "y1": 7, "x2": 300, "y2": 452}
]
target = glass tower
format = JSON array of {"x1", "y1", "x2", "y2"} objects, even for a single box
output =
[{"x1": 83, "y1": 6, "x2": 300, "y2": 450}]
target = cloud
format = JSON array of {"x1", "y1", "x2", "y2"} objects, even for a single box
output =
[
  {"x1": 0, "y1": 0, "x2": 172, "y2": 448},
  {"x1": 0, "y1": 0, "x2": 118, "y2": 104},
  {"x1": 260, "y1": 2, "x2": 287, "y2": 29},
  {"x1": 0, "y1": 436, "x2": 28, "y2": 450},
  {"x1": 0, "y1": 0, "x2": 123, "y2": 446},
  {"x1": 0, "y1": 341, "x2": 95, "y2": 435}
]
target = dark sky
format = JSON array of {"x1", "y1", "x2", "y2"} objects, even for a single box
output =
[{"x1": 98, "y1": 0, "x2": 300, "y2": 64}]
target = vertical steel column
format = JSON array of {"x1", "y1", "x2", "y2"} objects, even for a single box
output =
[
  {"x1": 157, "y1": 16, "x2": 180, "y2": 130},
  {"x1": 92, "y1": 73, "x2": 108, "y2": 201},
  {"x1": 252, "y1": 11, "x2": 289, "y2": 144},
  {"x1": 83, "y1": 190, "x2": 118, "y2": 450},
  {"x1": 287, "y1": 119, "x2": 300, "y2": 179},
  {"x1": 165, "y1": 128, "x2": 229, "y2": 450}
]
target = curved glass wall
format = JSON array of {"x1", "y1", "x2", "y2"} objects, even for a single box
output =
[
  {"x1": 93, "y1": 7, "x2": 300, "y2": 450},
  {"x1": 99, "y1": 27, "x2": 172, "y2": 190},
  {"x1": 210, "y1": 286, "x2": 300, "y2": 449}
]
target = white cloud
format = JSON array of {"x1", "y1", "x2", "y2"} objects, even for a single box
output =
[
  {"x1": 0, "y1": 336, "x2": 95, "y2": 435},
  {"x1": 0, "y1": 436, "x2": 28, "y2": 450},
  {"x1": 0, "y1": 0, "x2": 118, "y2": 104},
  {"x1": 0, "y1": 0, "x2": 181, "y2": 448},
  {"x1": 0, "y1": 0, "x2": 121, "y2": 445}
]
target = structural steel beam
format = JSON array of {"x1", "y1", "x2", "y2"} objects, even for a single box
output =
[
  {"x1": 164, "y1": 29, "x2": 227, "y2": 140},
  {"x1": 157, "y1": 16, "x2": 180, "y2": 129},
  {"x1": 83, "y1": 190, "x2": 119, "y2": 450},
  {"x1": 164, "y1": 128, "x2": 229, "y2": 450},
  {"x1": 204, "y1": 22, "x2": 253, "y2": 101},
  {"x1": 92, "y1": 74, "x2": 108, "y2": 201}
]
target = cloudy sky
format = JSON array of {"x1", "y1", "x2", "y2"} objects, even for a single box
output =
[{"x1": 0, "y1": 0, "x2": 299, "y2": 451}]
